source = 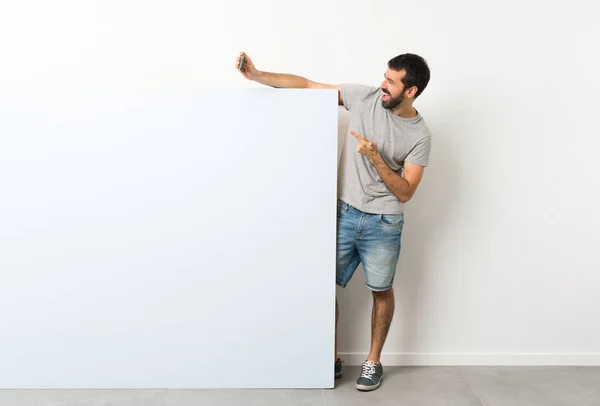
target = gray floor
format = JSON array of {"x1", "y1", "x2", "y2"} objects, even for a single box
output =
[{"x1": 1, "y1": 366, "x2": 599, "y2": 406}]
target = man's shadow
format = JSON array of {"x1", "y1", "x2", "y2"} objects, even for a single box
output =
[{"x1": 335, "y1": 105, "x2": 464, "y2": 368}]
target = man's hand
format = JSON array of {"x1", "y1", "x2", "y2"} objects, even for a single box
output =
[
  {"x1": 351, "y1": 131, "x2": 424, "y2": 203},
  {"x1": 350, "y1": 131, "x2": 379, "y2": 161},
  {"x1": 236, "y1": 52, "x2": 259, "y2": 81}
]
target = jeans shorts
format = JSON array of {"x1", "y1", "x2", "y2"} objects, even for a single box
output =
[{"x1": 336, "y1": 199, "x2": 404, "y2": 291}]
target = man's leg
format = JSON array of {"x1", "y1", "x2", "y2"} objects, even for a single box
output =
[
  {"x1": 355, "y1": 211, "x2": 404, "y2": 391},
  {"x1": 335, "y1": 297, "x2": 343, "y2": 378},
  {"x1": 335, "y1": 297, "x2": 339, "y2": 362},
  {"x1": 335, "y1": 200, "x2": 361, "y2": 378},
  {"x1": 368, "y1": 288, "x2": 395, "y2": 363}
]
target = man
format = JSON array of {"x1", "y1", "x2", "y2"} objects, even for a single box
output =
[{"x1": 235, "y1": 52, "x2": 432, "y2": 391}]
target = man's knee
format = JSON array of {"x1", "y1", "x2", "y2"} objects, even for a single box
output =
[{"x1": 372, "y1": 287, "x2": 394, "y2": 300}]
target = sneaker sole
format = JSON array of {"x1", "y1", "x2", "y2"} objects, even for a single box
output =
[
  {"x1": 335, "y1": 372, "x2": 342, "y2": 379},
  {"x1": 356, "y1": 375, "x2": 383, "y2": 391}
]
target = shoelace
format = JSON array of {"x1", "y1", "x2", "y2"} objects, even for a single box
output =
[{"x1": 360, "y1": 360, "x2": 377, "y2": 380}]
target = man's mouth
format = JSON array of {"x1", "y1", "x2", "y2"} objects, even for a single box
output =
[{"x1": 382, "y1": 93, "x2": 390, "y2": 101}]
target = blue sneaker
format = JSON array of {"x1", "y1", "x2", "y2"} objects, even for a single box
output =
[{"x1": 356, "y1": 360, "x2": 383, "y2": 391}]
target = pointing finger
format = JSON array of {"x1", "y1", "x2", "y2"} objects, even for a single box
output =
[{"x1": 350, "y1": 131, "x2": 364, "y2": 141}]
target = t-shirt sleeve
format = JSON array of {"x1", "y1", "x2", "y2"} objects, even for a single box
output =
[
  {"x1": 405, "y1": 135, "x2": 432, "y2": 167},
  {"x1": 340, "y1": 83, "x2": 377, "y2": 111}
]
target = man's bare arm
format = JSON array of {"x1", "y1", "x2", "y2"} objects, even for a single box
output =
[
  {"x1": 236, "y1": 52, "x2": 343, "y2": 105},
  {"x1": 371, "y1": 158, "x2": 424, "y2": 203},
  {"x1": 351, "y1": 131, "x2": 425, "y2": 203}
]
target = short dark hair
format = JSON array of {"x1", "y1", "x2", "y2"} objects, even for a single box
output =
[{"x1": 388, "y1": 53, "x2": 430, "y2": 98}]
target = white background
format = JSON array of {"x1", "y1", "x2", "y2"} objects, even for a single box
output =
[{"x1": 1, "y1": 0, "x2": 599, "y2": 369}]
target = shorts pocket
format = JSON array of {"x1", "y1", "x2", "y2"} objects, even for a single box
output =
[{"x1": 379, "y1": 213, "x2": 404, "y2": 227}]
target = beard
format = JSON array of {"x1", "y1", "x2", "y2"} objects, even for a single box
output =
[{"x1": 381, "y1": 89, "x2": 404, "y2": 110}]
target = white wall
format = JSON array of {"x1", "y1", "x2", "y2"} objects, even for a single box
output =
[{"x1": 1, "y1": 0, "x2": 599, "y2": 366}]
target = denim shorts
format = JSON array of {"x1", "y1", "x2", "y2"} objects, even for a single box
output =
[{"x1": 336, "y1": 199, "x2": 404, "y2": 291}]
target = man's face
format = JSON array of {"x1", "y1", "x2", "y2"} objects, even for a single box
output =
[{"x1": 380, "y1": 69, "x2": 407, "y2": 110}]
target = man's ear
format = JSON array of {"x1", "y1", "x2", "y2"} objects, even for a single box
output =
[{"x1": 406, "y1": 86, "x2": 418, "y2": 99}]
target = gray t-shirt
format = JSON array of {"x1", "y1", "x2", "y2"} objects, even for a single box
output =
[{"x1": 338, "y1": 83, "x2": 432, "y2": 214}]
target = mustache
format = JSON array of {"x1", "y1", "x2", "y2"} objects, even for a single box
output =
[{"x1": 382, "y1": 89, "x2": 391, "y2": 95}]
